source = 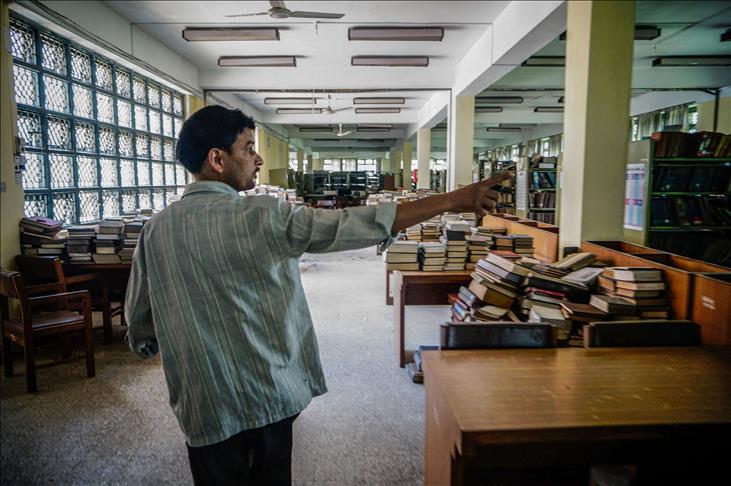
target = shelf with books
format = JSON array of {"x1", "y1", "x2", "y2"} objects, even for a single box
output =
[
  {"x1": 651, "y1": 192, "x2": 728, "y2": 196},
  {"x1": 649, "y1": 226, "x2": 731, "y2": 231}
]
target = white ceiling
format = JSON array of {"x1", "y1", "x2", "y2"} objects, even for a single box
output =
[{"x1": 104, "y1": 1, "x2": 731, "y2": 157}]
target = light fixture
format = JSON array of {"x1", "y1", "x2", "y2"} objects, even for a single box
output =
[
  {"x1": 183, "y1": 27, "x2": 280, "y2": 41},
  {"x1": 298, "y1": 126, "x2": 333, "y2": 132},
  {"x1": 355, "y1": 108, "x2": 401, "y2": 114},
  {"x1": 487, "y1": 127, "x2": 521, "y2": 133},
  {"x1": 652, "y1": 56, "x2": 731, "y2": 67},
  {"x1": 722, "y1": 28, "x2": 731, "y2": 42},
  {"x1": 348, "y1": 26, "x2": 444, "y2": 41},
  {"x1": 475, "y1": 106, "x2": 503, "y2": 113},
  {"x1": 357, "y1": 125, "x2": 393, "y2": 132},
  {"x1": 534, "y1": 106, "x2": 564, "y2": 113},
  {"x1": 353, "y1": 97, "x2": 406, "y2": 104},
  {"x1": 560, "y1": 25, "x2": 661, "y2": 41},
  {"x1": 351, "y1": 56, "x2": 429, "y2": 67},
  {"x1": 521, "y1": 56, "x2": 565, "y2": 67},
  {"x1": 276, "y1": 108, "x2": 322, "y2": 114},
  {"x1": 500, "y1": 123, "x2": 536, "y2": 128},
  {"x1": 475, "y1": 96, "x2": 523, "y2": 104},
  {"x1": 265, "y1": 97, "x2": 316, "y2": 105},
  {"x1": 218, "y1": 56, "x2": 297, "y2": 67}
]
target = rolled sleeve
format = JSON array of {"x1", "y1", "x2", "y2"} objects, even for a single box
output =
[{"x1": 279, "y1": 200, "x2": 397, "y2": 256}]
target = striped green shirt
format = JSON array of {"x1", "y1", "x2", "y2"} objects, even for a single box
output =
[{"x1": 125, "y1": 181, "x2": 396, "y2": 447}]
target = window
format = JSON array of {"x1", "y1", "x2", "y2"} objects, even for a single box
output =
[
  {"x1": 359, "y1": 158, "x2": 376, "y2": 172},
  {"x1": 323, "y1": 159, "x2": 334, "y2": 172},
  {"x1": 687, "y1": 104, "x2": 698, "y2": 133},
  {"x1": 288, "y1": 154, "x2": 298, "y2": 171},
  {"x1": 10, "y1": 15, "x2": 188, "y2": 224}
]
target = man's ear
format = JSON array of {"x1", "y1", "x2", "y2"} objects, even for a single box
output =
[{"x1": 207, "y1": 148, "x2": 225, "y2": 174}]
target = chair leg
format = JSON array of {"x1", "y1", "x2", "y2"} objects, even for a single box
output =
[
  {"x1": 84, "y1": 326, "x2": 95, "y2": 378},
  {"x1": 60, "y1": 333, "x2": 73, "y2": 359},
  {"x1": 23, "y1": 338, "x2": 37, "y2": 393},
  {"x1": 3, "y1": 336, "x2": 13, "y2": 377}
]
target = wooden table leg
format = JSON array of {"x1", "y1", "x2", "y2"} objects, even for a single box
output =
[{"x1": 393, "y1": 272, "x2": 406, "y2": 368}]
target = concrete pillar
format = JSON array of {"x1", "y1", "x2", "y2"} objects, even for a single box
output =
[
  {"x1": 296, "y1": 149, "x2": 304, "y2": 173},
  {"x1": 376, "y1": 158, "x2": 382, "y2": 173},
  {"x1": 391, "y1": 149, "x2": 402, "y2": 174},
  {"x1": 336, "y1": 159, "x2": 342, "y2": 172},
  {"x1": 416, "y1": 128, "x2": 431, "y2": 190},
  {"x1": 447, "y1": 95, "x2": 475, "y2": 190},
  {"x1": 559, "y1": 0, "x2": 634, "y2": 250},
  {"x1": 402, "y1": 141, "x2": 413, "y2": 191},
  {"x1": 305, "y1": 154, "x2": 313, "y2": 173},
  {"x1": 256, "y1": 128, "x2": 270, "y2": 184},
  {"x1": 313, "y1": 157, "x2": 323, "y2": 171}
]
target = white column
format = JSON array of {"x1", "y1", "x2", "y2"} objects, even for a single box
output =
[
  {"x1": 296, "y1": 149, "x2": 304, "y2": 172},
  {"x1": 376, "y1": 157, "x2": 382, "y2": 173},
  {"x1": 416, "y1": 128, "x2": 431, "y2": 190},
  {"x1": 306, "y1": 154, "x2": 313, "y2": 173},
  {"x1": 559, "y1": 0, "x2": 634, "y2": 250},
  {"x1": 402, "y1": 141, "x2": 413, "y2": 191},
  {"x1": 447, "y1": 95, "x2": 475, "y2": 190}
]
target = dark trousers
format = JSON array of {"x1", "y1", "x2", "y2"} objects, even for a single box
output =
[{"x1": 187, "y1": 414, "x2": 298, "y2": 486}]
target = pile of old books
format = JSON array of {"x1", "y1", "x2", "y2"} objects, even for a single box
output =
[
  {"x1": 421, "y1": 219, "x2": 442, "y2": 242},
  {"x1": 419, "y1": 241, "x2": 446, "y2": 271},
  {"x1": 66, "y1": 224, "x2": 97, "y2": 263},
  {"x1": 19, "y1": 216, "x2": 67, "y2": 257},
  {"x1": 466, "y1": 227, "x2": 492, "y2": 270},
  {"x1": 385, "y1": 241, "x2": 420, "y2": 271},
  {"x1": 512, "y1": 235, "x2": 534, "y2": 257},
  {"x1": 405, "y1": 224, "x2": 422, "y2": 241},
  {"x1": 560, "y1": 301, "x2": 609, "y2": 345},
  {"x1": 119, "y1": 218, "x2": 145, "y2": 264},
  {"x1": 93, "y1": 219, "x2": 123, "y2": 264},
  {"x1": 594, "y1": 267, "x2": 670, "y2": 319},
  {"x1": 442, "y1": 221, "x2": 470, "y2": 270}
]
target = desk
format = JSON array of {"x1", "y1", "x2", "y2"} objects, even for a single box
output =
[
  {"x1": 392, "y1": 270, "x2": 472, "y2": 367},
  {"x1": 423, "y1": 347, "x2": 731, "y2": 486},
  {"x1": 63, "y1": 263, "x2": 131, "y2": 324}
]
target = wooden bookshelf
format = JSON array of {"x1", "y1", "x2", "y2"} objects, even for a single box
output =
[
  {"x1": 692, "y1": 273, "x2": 731, "y2": 345},
  {"x1": 482, "y1": 214, "x2": 559, "y2": 263},
  {"x1": 515, "y1": 157, "x2": 557, "y2": 225}
]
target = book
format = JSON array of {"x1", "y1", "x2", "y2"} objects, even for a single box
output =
[
  {"x1": 589, "y1": 294, "x2": 637, "y2": 315},
  {"x1": 603, "y1": 267, "x2": 663, "y2": 282},
  {"x1": 485, "y1": 252, "x2": 531, "y2": 277},
  {"x1": 562, "y1": 267, "x2": 604, "y2": 286},
  {"x1": 386, "y1": 253, "x2": 419, "y2": 263},
  {"x1": 386, "y1": 263, "x2": 420, "y2": 271},
  {"x1": 388, "y1": 241, "x2": 420, "y2": 254},
  {"x1": 615, "y1": 281, "x2": 666, "y2": 291}
]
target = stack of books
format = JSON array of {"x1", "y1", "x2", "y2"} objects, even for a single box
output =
[
  {"x1": 493, "y1": 234, "x2": 515, "y2": 252},
  {"x1": 595, "y1": 267, "x2": 670, "y2": 319},
  {"x1": 385, "y1": 241, "x2": 420, "y2": 271},
  {"x1": 512, "y1": 235, "x2": 534, "y2": 257},
  {"x1": 442, "y1": 222, "x2": 470, "y2": 270},
  {"x1": 20, "y1": 216, "x2": 67, "y2": 257},
  {"x1": 519, "y1": 272, "x2": 591, "y2": 321},
  {"x1": 466, "y1": 227, "x2": 492, "y2": 270},
  {"x1": 468, "y1": 253, "x2": 526, "y2": 317},
  {"x1": 119, "y1": 219, "x2": 145, "y2": 264},
  {"x1": 93, "y1": 219, "x2": 123, "y2": 264},
  {"x1": 420, "y1": 220, "x2": 441, "y2": 242},
  {"x1": 449, "y1": 285, "x2": 514, "y2": 323},
  {"x1": 405, "y1": 224, "x2": 422, "y2": 241},
  {"x1": 419, "y1": 242, "x2": 446, "y2": 271},
  {"x1": 560, "y1": 301, "x2": 609, "y2": 345},
  {"x1": 529, "y1": 304, "x2": 571, "y2": 340},
  {"x1": 65, "y1": 225, "x2": 96, "y2": 263}
]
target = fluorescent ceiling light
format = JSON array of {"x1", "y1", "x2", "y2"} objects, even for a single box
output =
[
  {"x1": 183, "y1": 27, "x2": 279, "y2": 41},
  {"x1": 352, "y1": 56, "x2": 429, "y2": 67},
  {"x1": 353, "y1": 97, "x2": 405, "y2": 104},
  {"x1": 355, "y1": 108, "x2": 401, "y2": 114},
  {"x1": 652, "y1": 56, "x2": 731, "y2": 67},
  {"x1": 298, "y1": 126, "x2": 333, "y2": 132},
  {"x1": 218, "y1": 56, "x2": 296, "y2": 67},
  {"x1": 487, "y1": 127, "x2": 521, "y2": 133},
  {"x1": 534, "y1": 106, "x2": 564, "y2": 113},
  {"x1": 476, "y1": 96, "x2": 523, "y2": 104},
  {"x1": 475, "y1": 106, "x2": 503, "y2": 113},
  {"x1": 560, "y1": 25, "x2": 661, "y2": 41},
  {"x1": 265, "y1": 97, "x2": 316, "y2": 105},
  {"x1": 276, "y1": 108, "x2": 322, "y2": 114},
  {"x1": 357, "y1": 125, "x2": 393, "y2": 132},
  {"x1": 522, "y1": 56, "x2": 565, "y2": 67},
  {"x1": 348, "y1": 26, "x2": 444, "y2": 41},
  {"x1": 500, "y1": 123, "x2": 536, "y2": 128}
]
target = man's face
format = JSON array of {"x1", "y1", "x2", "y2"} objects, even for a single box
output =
[{"x1": 221, "y1": 127, "x2": 263, "y2": 191}]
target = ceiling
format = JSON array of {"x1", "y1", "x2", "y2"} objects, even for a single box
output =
[{"x1": 104, "y1": 0, "x2": 731, "y2": 158}]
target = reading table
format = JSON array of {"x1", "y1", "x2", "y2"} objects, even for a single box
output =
[{"x1": 423, "y1": 347, "x2": 731, "y2": 486}]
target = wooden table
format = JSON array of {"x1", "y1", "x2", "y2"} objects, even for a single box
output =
[
  {"x1": 63, "y1": 263, "x2": 132, "y2": 323},
  {"x1": 423, "y1": 347, "x2": 731, "y2": 486},
  {"x1": 392, "y1": 270, "x2": 472, "y2": 367}
]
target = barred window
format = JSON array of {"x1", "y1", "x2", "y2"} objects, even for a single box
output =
[{"x1": 10, "y1": 14, "x2": 189, "y2": 224}]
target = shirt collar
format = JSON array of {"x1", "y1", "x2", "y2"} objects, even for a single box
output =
[{"x1": 181, "y1": 181, "x2": 241, "y2": 199}]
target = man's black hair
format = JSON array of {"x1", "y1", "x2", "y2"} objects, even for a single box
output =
[{"x1": 175, "y1": 105, "x2": 256, "y2": 173}]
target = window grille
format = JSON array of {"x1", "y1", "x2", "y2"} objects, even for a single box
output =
[{"x1": 10, "y1": 14, "x2": 189, "y2": 224}]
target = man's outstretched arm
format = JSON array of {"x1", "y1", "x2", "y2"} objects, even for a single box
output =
[{"x1": 391, "y1": 174, "x2": 511, "y2": 234}]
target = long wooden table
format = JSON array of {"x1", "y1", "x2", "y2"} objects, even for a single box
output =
[
  {"x1": 423, "y1": 347, "x2": 731, "y2": 486},
  {"x1": 392, "y1": 270, "x2": 472, "y2": 367},
  {"x1": 63, "y1": 263, "x2": 132, "y2": 325}
]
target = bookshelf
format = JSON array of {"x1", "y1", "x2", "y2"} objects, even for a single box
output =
[
  {"x1": 623, "y1": 138, "x2": 731, "y2": 265},
  {"x1": 489, "y1": 160, "x2": 516, "y2": 214},
  {"x1": 516, "y1": 157, "x2": 557, "y2": 224}
]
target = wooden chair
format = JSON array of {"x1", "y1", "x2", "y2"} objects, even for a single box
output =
[
  {"x1": 1, "y1": 270, "x2": 95, "y2": 393},
  {"x1": 15, "y1": 255, "x2": 115, "y2": 344},
  {"x1": 583, "y1": 320, "x2": 701, "y2": 347},
  {"x1": 440, "y1": 322, "x2": 558, "y2": 349}
]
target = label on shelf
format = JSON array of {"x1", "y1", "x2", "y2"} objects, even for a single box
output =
[
  {"x1": 623, "y1": 162, "x2": 646, "y2": 231},
  {"x1": 516, "y1": 170, "x2": 528, "y2": 211}
]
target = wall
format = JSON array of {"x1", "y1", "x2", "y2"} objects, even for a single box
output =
[
  {"x1": 1, "y1": 2, "x2": 23, "y2": 269},
  {"x1": 255, "y1": 128, "x2": 289, "y2": 186},
  {"x1": 698, "y1": 95, "x2": 731, "y2": 134}
]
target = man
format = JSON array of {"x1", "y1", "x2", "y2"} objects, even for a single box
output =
[{"x1": 125, "y1": 105, "x2": 508, "y2": 485}]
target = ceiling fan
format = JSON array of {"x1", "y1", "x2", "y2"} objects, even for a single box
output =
[
  {"x1": 322, "y1": 94, "x2": 352, "y2": 115},
  {"x1": 336, "y1": 124, "x2": 352, "y2": 137},
  {"x1": 226, "y1": 1, "x2": 345, "y2": 19}
]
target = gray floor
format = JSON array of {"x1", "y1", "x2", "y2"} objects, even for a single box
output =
[{"x1": 1, "y1": 247, "x2": 449, "y2": 485}]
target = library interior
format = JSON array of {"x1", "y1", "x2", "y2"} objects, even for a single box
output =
[{"x1": 1, "y1": 1, "x2": 730, "y2": 485}]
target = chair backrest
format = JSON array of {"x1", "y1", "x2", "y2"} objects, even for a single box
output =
[
  {"x1": 440, "y1": 322, "x2": 558, "y2": 349},
  {"x1": 583, "y1": 320, "x2": 701, "y2": 347},
  {"x1": 15, "y1": 255, "x2": 66, "y2": 293},
  {"x1": 0, "y1": 270, "x2": 30, "y2": 325}
]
